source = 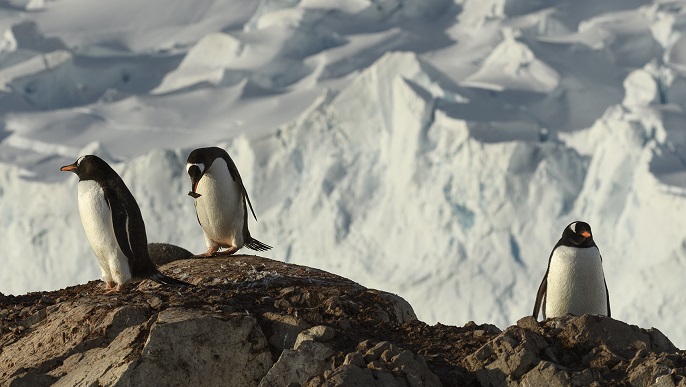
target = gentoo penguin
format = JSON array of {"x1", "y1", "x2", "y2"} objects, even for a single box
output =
[
  {"x1": 186, "y1": 147, "x2": 271, "y2": 256},
  {"x1": 533, "y1": 221, "x2": 610, "y2": 319},
  {"x1": 61, "y1": 155, "x2": 190, "y2": 293}
]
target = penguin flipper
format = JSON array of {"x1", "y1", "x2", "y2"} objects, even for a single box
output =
[
  {"x1": 600, "y1": 252, "x2": 611, "y2": 317},
  {"x1": 604, "y1": 278, "x2": 611, "y2": 318},
  {"x1": 106, "y1": 184, "x2": 162, "y2": 279},
  {"x1": 223, "y1": 154, "x2": 259, "y2": 221},
  {"x1": 194, "y1": 200, "x2": 202, "y2": 226},
  {"x1": 533, "y1": 273, "x2": 548, "y2": 319},
  {"x1": 148, "y1": 271, "x2": 193, "y2": 287},
  {"x1": 245, "y1": 237, "x2": 272, "y2": 252},
  {"x1": 104, "y1": 187, "x2": 136, "y2": 262}
]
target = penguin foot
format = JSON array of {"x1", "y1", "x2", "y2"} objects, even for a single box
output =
[
  {"x1": 193, "y1": 246, "x2": 242, "y2": 258},
  {"x1": 194, "y1": 247, "x2": 219, "y2": 258},
  {"x1": 215, "y1": 246, "x2": 238, "y2": 256},
  {"x1": 104, "y1": 283, "x2": 122, "y2": 293}
]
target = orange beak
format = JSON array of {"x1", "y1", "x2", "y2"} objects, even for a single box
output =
[
  {"x1": 581, "y1": 231, "x2": 591, "y2": 238},
  {"x1": 60, "y1": 164, "x2": 77, "y2": 172},
  {"x1": 187, "y1": 165, "x2": 203, "y2": 198},
  {"x1": 187, "y1": 177, "x2": 202, "y2": 198}
]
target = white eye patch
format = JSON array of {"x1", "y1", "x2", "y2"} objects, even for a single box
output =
[
  {"x1": 570, "y1": 222, "x2": 577, "y2": 233},
  {"x1": 76, "y1": 155, "x2": 86, "y2": 166},
  {"x1": 187, "y1": 163, "x2": 204, "y2": 174}
]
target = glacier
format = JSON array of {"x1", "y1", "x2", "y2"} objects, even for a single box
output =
[{"x1": 1, "y1": 0, "x2": 686, "y2": 348}]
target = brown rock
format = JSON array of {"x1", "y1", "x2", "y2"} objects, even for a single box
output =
[
  {"x1": 322, "y1": 364, "x2": 375, "y2": 386},
  {"x1": 516, "y1": 315, "x2": 540, "y2": 331},
  {"x1": 50, "y1": 308, "x2": 272, "y2": 387},
  {"x1": 381, "y1": 346, "x2": 403, "y2": 362},
  {"x1": 0, "y1": 301, "x2": 145, "y2": 379},
  {"x1": 368, "y1": 359, "x2": 388, "y2": 370},
  {"x1": 372, "y1": 369, "x2": 403, "y2": 386},
  {"x1": 519, "y1": 361, "x2": 570, "y2": 387},
  {"x1": 126, "y1": 309, "x2": 272, "y2": 386},
  {"x1": 556, "y1": 314, "x2": 677, "y2": 357},
  {"x1": 364, "y1": 341, "x2": 393, "y2": 362},
  {"x1": 1, "y1": 255, "x2": 685, "y2": 387},
  {"x1": 628, "y1": 357, "x2": 673, "y2": 387},
  {"x1": 343, "y1": 351, "x2": 366, "y2": 367},
  {"x1": 653, "y1": 374, "x2": 677, "y2": 387},
  {"x1": 295, "y1": 325, "x2": 336, "y2": 349},
  {"x1": 259, "y1": 340, "x2": 336, "y2": 387},
  {"x1": 376, "y1": 292, "x2": 418, "y2": 323},
  {"x1": 262, "y1": 312, "x2": 311, "y2": 352},
  {"x1": 465, "y1": 325, "x2": 547, "y2": 385},
  {"x1": 147, "y1": 243, "x2": 194, "y2": 266},
  {"x1": 465, "y1": 314, "x2": 686, "y2": 386}
]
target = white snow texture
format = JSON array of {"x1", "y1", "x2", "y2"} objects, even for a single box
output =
[{"x1": 2, "y1": 0, "x2": 686, "y2": 348}]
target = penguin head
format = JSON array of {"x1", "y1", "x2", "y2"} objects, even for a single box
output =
[
  {"x1": 185, "y1": 147, "x2": 228, "y2": 198},
  {"x1": 186, "y1": 162, "x2": 203, "y2": 198},
  {"x1": 60, "y1": 155, "x2": 118, "y2": 181},
  {"x1": 560, "y1": 221, "x2": 595, "y2": 247}
]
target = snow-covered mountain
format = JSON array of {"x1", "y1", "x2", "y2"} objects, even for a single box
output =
[{"x1": 2, "y1": 0, "x2": 686, "y2": 347}]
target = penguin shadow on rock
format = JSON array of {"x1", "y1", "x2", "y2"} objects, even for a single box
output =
[
  {"x1": 184, "y1": 146, "x2": 271, "y2": 258},
  {"x1": 61, "y1": 155, "x2": 192, "y2": 293},
  {"x1": 533, "y1": 221, "x2": 611, "y2": 320}
]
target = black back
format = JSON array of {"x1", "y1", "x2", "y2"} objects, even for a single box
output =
[{"x1": 532, "y1": 221, "x2": 611, "y2": 319}]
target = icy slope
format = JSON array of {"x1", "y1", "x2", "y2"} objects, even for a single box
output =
[
  {"x1": 2, "y1": 0, "x2": 686, "y2": 348},
  {"x1": 253, "y1": 52, "x2": 588, "y2": 328}
]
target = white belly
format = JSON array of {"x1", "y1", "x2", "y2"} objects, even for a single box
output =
[
  {"x1": 77, "y1": 181, "x2": 132, "y2": 284},
  {"x1": 544, "y1": 245, "x2": 608, "y2": 318},
  {"x1": 194, "y1": 160, "x2": 245, "y2": 248}
]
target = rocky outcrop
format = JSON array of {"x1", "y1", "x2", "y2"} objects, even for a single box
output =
[
  {"x1": 50, "y1": 308, "x2": 272, "y2": 386},
  {"x1": 466, "y1": 315, "x2": 684, "y2": 387},
  {"x1": 1, "y1": 253, "x2": 685, "y2": 386},
  {"x1": 147, "y1": 242, "x2": 194, "y2": 266},
  {"x1": 304, "y1": 340, "x2": 443, "y2": 387},
  {"x1": 0, "y1": 254, "x2": 430, "y2": 386}
]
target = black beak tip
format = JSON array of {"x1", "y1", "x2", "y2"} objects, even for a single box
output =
[{"x1": 188, "y1": 191, "x2": 201, "y2": 198}]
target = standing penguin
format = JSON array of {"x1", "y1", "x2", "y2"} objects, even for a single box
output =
[
  {"x1": 533, "y1": 221, "x2": 610, "y2": 319},
  {"x1": 186, "y1": 147, "x2": 271, "y2": 256},
  {"x1": 61, "y1": 155, "x2": 190, "y2": 293}
]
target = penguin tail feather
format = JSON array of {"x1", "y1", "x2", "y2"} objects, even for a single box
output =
[
  {"x1": 149, "y1": 272, "x2": 193, "y2": 287},
  {"x1": 245, "y1": 238, "x2": 272, "y2": 252}
]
